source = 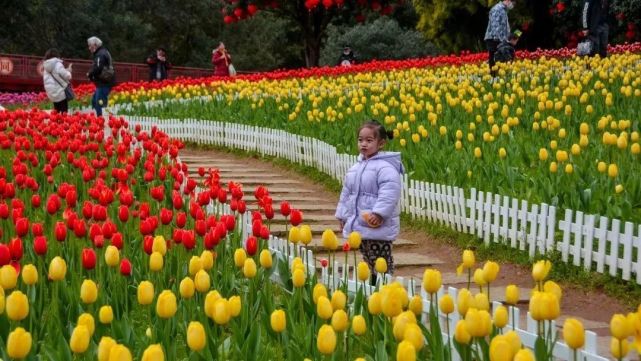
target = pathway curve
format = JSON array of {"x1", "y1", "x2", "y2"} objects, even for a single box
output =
[{"x1": 181, "y1": 148, "x2": 630, "y2": 357}]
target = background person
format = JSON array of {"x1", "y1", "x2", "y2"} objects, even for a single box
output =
[
  {"x1": 211, "y1": 42, "x2": 232, "y2": 76},
  {"x1": 43, "y1": 48, "x2": 73, "y2": 113},
  {"x1": 146, "y1": 47, "x2": 172, "y2": 81},
  {"x1": 86, "y1": 36, "x2": 115, "y2": 116},
  {"x1": 484, "y1": 0, "x2": 516, "y2": 76},
  {"x1": 582, "y1": 0, "x2": 609, "y2": 58},
  {"x1": 338, "y1": 46, "x2": 357, "y2": 67}
]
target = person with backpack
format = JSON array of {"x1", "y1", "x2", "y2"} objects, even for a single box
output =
[{"x1": 86, "y1": 36, "x2": 115, "y2": 116}]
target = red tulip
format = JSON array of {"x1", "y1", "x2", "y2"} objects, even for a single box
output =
[
  {"x1": 172, "y1": 192, "x2": 183, "y2": 210},
  {"x1": 74, "y1": 219, "x2": 87, "y2": 238},
  {"x1": 55, "y1": 221, "x2": 67, "y2": 242},
  {"x1": 0, "y1": 244, "x2": 10, "y2": 265},
  {"x1": 119, "y1": 189, "x2": 134, "y2": 206},
  {"x1": 264, "y1": 204, "x2": 274, "y2": 220},
  {"x1": 139, "y1": 202, "x2": 151, "y2": 220},
  {"x1": 290, "y1": 209, "x2": 303, "y2": 226},
  {"x1": 206, "y1": 215, "x2": 217, "y2": 229},
  {"x1": 173, "y1": 228, "x2": 184, "y2": 244},
  {"x1": 222, "y1": 215, "x2": 235, "y2": 232},
  {"x1": 280, "y1": 201, "x2": 291, "y2": 217},
  {"x1": 182, "y1": 230, "x2": 196, "y2": 250},
  {"x1": 198, "y1": 167, "x2": 206, "y2": 177},
  {"x1": 140, "y1": 219, "x2": 153, "y2": 235},
  {"x1": 102, "y1": 221, "x2": 116, "y2": 239},
  {"x1": 197, "y1": 191, "x2": 211, "y2": 206},
  {"x1": 176, "y1": 211, "x2": 187, "y2": 228},
  {"x1": 245, "y1": 236, "x2": 258, "y2": 256},
  {"x1": 143, "y1": 235, "x2": 154, "y2": 255},
  {"x1": 160, "y1": 208, "x2": 173, "y2": 225},
  {"x1": 111, "y1": 232, "x2": 124, "y2": 249},
  {"x1": 342, "y1": 243, "x2": 350, "y2": 252},
  {"x1": 9, "y1": 238, "x2": 23, "y2": 260},
  {"x1": 215, "y1": 222, "x2": 227, "y2": 240},
  {"x1": 33, "y1": 235, "x2": 48, "y2": 255},
  {"x1": 217, "y1": 188, "x2": 227, "y2": 204},
  {"x1": 82, "y1": 201, "x2": 93, "y2": 220},
  {"x1": 0, "y1": 202, "x2": 8, "y2": 219},
  {"x1": 204, "y1": 230, "x2": 219, "y2": 249},
  {"x1": 259, "y1": 225, "x2": 270, "y2": 240},
  {"x1": 237, "y1": 200, "x2": 247, "y2": 214},
  {"x1": 120, "y1": 258, "x2": 132, "y2": 276},
  {"x1": 252, "y1": 220, "x2": 262, "y2": 237},
  {"x1": 195, "y1": 219, "x2": 207, "y2": 236},
  {"x1": 31, "y1": 194, "x2": 41, "y2": 208},
  {"x1": 65, "y1": 189, "x2": 77, "y2": 207},
  {"x1": 31, "y1": 222, "x2": 44, "y2": 236},
  {"x1": 82, "y1": 248, "x2": 97, "y2": 270},
  {"x1": 93, "y1": 235, "x2": 105, "y2": 248},
  {"x1": 89, "y1": 223, "x2": 102, "y2": 241},
  {"x1": 118, "y1": 205, "x2": 129, "y2": 222},
  {"x1": 320, "y1": 259, "x2": 328, "y2": 268},
  {"x1": 15, "y1": 217, "x2": 29, "y2": 237}
]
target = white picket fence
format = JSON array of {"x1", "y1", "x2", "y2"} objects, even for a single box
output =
[{"x1": 125, "y1": 115, "x2": 641, "y2": 288}]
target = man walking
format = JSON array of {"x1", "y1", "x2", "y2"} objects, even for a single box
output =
[
  {"x1": 582, "y1": 0, "x2": 609, "y2": 58},
  {"x1": 484, "y1": 0, "x2": 516, "y2": 76},
  {"x1": 86, "y1": 36, "x2": 115, "y2": 116}
]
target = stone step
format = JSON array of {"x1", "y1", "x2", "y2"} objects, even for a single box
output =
[
  {"x1": 183, "y1": 160, "x2": 251, "y2": 168},
  {"x1": 270, "y1": 224, "x2": 340, "y2": 236},
  {"x1": 303, "y1": 237, "x2": 417, "y2": 252},
  {"x1": 267, "y1": 215, "x2": 339, "y2": 223},
  {"x1": 314, "y1": 252, "x2": 444, "y2": 269},
  {"x1": 189, "y1": 170, "x2": 283, "y2": 178}
]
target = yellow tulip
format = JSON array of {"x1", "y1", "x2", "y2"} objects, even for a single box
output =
[
  {"x1": 403, "y1": 323, "x2": 424, "y2": 351},
  {"x1": 77, "y1": 313, "x2": 95, "y2": 336},
  {"x1": 357, "y1": 262, "x2": 370, "y2": 282},
  {"x1": 313, "y1": 283, "x2": 327, "y2": 304},
  {"x1": 204, "y1": 290, "x2": 221, "y2": 318},
  {"x1": 422, "y1": 269, "x2": 442, "y2": 294},
  {"x1": 375, "y1": 258, "x2": 387, "y2": 274},
  {"x1": 409, "y1": 295, "x2": 423, "y2": 316},
  {"x1": 156, "y1": 290, "x2": 177, "y2": 319},
  {"x1": 352, "y1": 315, "x2": 367, "y2": 335},
  {"x1": 532, "y1": 260, "x2": 552, "y2": 282},
  {"x1": 368, "y1": 292, "x2": 382, "y2": 315},
  {"x1": 505, "y1": 284, "x2": 519, "y2": 305},
  {"x1": 48, "y1": 256, "x2": 67, "y2": 281},
  {"x1": 317, "y1": 296, "x2": 333, "y2": 320},
  {"x1": 180, "y1": 277, "x2": 195, "y2": 299},
  {"x1": 331, "y1": 309, "x2": 349, "y2": 332},
  {"x1": 187, "y1": 322, "x2": 206, "y2": 351},
  {"x1": 473, "y1": 268, "x2": 486, "y2": 287},
  {"x1": 259, "y1": 249, "x2": 273, "y2": 268},
  {"x1": 212, "y1": 298, "x2": 231, "y2": 325},
  {"x1": 240, "y1": 258, "x2": 258, "y2": 280},
  {"x1": 152, "y1": 235, "x2": 167, "y2": 255},
  {"x1": 563, "y1": 318, "x2": 585, "y2": 349},
  {"x1": 299, "y1": 225, "x2": 313, "y2": 245},
  {"x1": 104, "y1": 246, "x2": 119, "y2": 267},
  {"x1": 348, "y1": 231, "x2": 362, "y2": 249},
  {"x1": 504, "y1": 330, "x2": 522, "y2": 355},
  {"x1": 288, "y1": 226, "x2": 301, "y2": 244},
  {"x1": 137, "y1": 281, "x2": 155, "y2": 305},
  {"x1": 396, "y1": 340, "x2": 417, "y2": 361},
  {"x1": 453, "y1": 319, "x2": 471, "y2": 344},
  {"x1": 608, "y1": 163, "x2": 618, "y2": 178},
  {"x1": 611, "y1": 337, "x2": 629, "y2": 359},
  {"x1": 439, "y1": 294, "x2": 454, "y2": 314},
  {"x1": 538, "y1": 148, "x2": 549, "y2": 161},
  {"x1": 514, "y1": 349, "x2": 535, "y2": 361},
  {"x1": 331, "y1": 290, "x2": 347, "y2": 310},
  {"x1": 6, "y1": 291, "x2": 29, "y2": 321},
  {"x1": 381, "y1": 287, "x2": 404, "y2": 318},
  {"x1": 98, "y1": 337, "x2": 117, "y2": 361},
  {"x1": 482, "y1": 261, "x2": 500, "y2": 283},
  {"x1": 462, "y1": 249, "x2": 475, "y2": 268},
  {"x1": 21, "y1": 264, "x2": 38, "y2": 285},
  {"x1": 188, "y1": 256, "x2": 202, "y2": 276},
  {"x1": 457, "y1": 288, "x2": 473, "y2": 316},
  {"x1": 465, "y1": 308, "x2": 488, "y2": 338},
  {"x1": 543, "y1": 280, "x2": 562, "y2": 301},
  {"x1": 317, "y1": 324, "x2": 337, "y2": 355},
  {"x1": 141, "y1": 344, "x2": 165, "y2": 361},
  {"x1": 80, "y1": 279, "x2": 98, "y2": 304},
  {"x1": 7, "y1": 327, "x2": 32, "y2": 359},
  {"x1": 99, "y1": 306, "x2": 114, "y2": 324},
  {"x1": 611, "y1": 313, "x2": 632, "y2": 340},
  {"x1": 149, "y1": 251, "x2": 164, "y2": 272},
  {"x1": 200, "y1": 250, "x2": 215, "y2": 270},
  {"x1": 393, "y1": 311, "x2": 417, "y2": 341},
  {"x1": 494, "y1": 305, "x2": 508, "y2": 328},
  {"x1": 615, "y1": 184, "x2": 624, "y2": 194},
  {"x1": 292, "y1": 268, "x2": 306, "y2": 287},
  {"x1": 70, "y1": 325, "x2": 90, "y2": 354},
  {"x1": 108, "y1": 344, "x2": 132, "y2": 361},
  {"x1": 474, "y1": 292, "x2": 489, "y2": 311},
  {"x1": 233, "y1": 248, "x2": 246, "y2": 268},
  {"x1": 271, "y1": 309, "x2": 287, "y2": 332},
  {"x1": 321, "y1": 229, "x2": 338, "y2": 250},
  {"x1": 490, "y1": 335, "x2": 513, "y2": 361}
]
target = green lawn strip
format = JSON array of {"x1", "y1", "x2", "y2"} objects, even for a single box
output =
[{"x1": 186, "y1": 141, "x2": 641, "y2": 309}]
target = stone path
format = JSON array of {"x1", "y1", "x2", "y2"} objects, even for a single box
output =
[{"x1": 181, "y1": 148, "x2": 629, "y2": 358}]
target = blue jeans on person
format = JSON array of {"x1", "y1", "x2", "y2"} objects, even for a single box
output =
[{"x1": 92, "y1": 86, "x2": 111, "y2": 116}]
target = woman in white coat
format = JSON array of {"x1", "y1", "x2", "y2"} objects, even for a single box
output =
[{"x1": 43, "y1": 48, "x2": 72, "y2": 113}]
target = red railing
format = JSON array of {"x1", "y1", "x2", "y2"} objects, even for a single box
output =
[{"x1": 0, "y1": 53, "x2": 218, "y2": 92}]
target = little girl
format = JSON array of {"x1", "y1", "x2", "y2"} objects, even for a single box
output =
[{"x1": 335, "y1": 120, "x2": 404, "y2": 276}]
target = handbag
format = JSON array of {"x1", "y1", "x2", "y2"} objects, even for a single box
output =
[
  {"x1": 228, "y1": 63, "x2": 237, "y2": 77},
  {"x1": 49, "y1": 68, "x2": 75, "y2": 101},
  {"x1": 577, "y1": 40, "x2": 592, "y2": 56},
  {"x1": 98, "y1": 66, "x2": 115, "y2": 82}
]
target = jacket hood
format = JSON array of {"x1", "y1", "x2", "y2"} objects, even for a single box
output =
[
  {"x1": 358, "y1": 151, "x2": 404, "y2": 174},
  {"x1": 43, "y1": 58, "x2": 61, "y2": 72}
]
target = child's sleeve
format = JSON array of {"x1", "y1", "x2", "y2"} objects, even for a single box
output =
[
  {"x1": 372, "y1": 168, "x2": 401, "y2": 219},
  {"x1": 335, "y1": 182, "x2": 350, "y2": 221}
]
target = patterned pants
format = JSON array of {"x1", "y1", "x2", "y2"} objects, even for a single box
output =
[{"x1": 360, "y1": 239, "x2": 394, "y2": 275}]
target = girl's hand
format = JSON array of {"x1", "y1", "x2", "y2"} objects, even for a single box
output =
[{"x1": 367, "y1": 213, "x2": 383, "y2": 227}]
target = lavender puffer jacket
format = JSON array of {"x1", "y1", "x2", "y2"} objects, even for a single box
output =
[{"x1": 335, "y1": 152, "x2": 404, "y2": 241}]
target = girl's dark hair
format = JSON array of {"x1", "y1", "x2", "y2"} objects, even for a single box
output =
[
  {"x1": 44, "y1": 48, "x2": 60, "y2": 60},
  {"x1": 359, "y1": 120, "x2": 394, "y2": 140}
]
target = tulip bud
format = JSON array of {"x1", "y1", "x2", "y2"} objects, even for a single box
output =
[
  {"x1": 259, "y1": 249, "x2": 272, "y2": 269},
  {"x1": 107, "y1": 344, "x2": 132, "y2": 361},
  {"x1": 563, "y1": 318, "x2": 585, "y2": 349},
  {"x1": 21, "y1": 264, "x2": 38, "y2": 285},
  {"x1": 229, "y1": 295, "x2": 242, "y2": 317},
  {"x1": 271, "y1": 309, "x2": 287, "y2": 332},
  {"x1": 368, "y1": 292, "x2": 382, "y2": 315},
  {"x1": 543, "y1": 280, "x2": 562, "y2": 301},
  {"x1": 104, "y1": 245, "x2": 120, "y2": 267},
  {"x1": 393, "y1": 311, "x2": 417, "y2": 341},
  {"x1": 474, "y1": 292, "x2": 490, "y2": 311},
  {"x1": 505, "y1": 284, "x2": 519, "y2": 305},
  {"x1": 7, "y1": 327, "x2": 32, "y2": 359},
  {"x1": 454, "y1": 320, "x2": 471, "y2": 344},
  {"x1": 70, "y1": 325, "x2": 90, "y2": 354},
  {"x1": 356, "y1": 261, "x2": 370, "y2": 282},
  {"x1": 243, "y1": 259, "x2": 257, "y2": 279},
  {"x1": 409, "y1": 295, "x2": 423, "y2": 316},
  {"x1": 317, "y1": 324, "x2": 337, "y2": 355},
  {"x1": 422, "y1": 269, "x2": 442, "y2": 294},
  {"x1": 152, "y1": 235, "x2": 167, "y2": 255},
  {"x1": 180, "y1": 277, "x2": 195, "y2": 299},
  {"x1": 98, "y1": 337, "x2": 117, "y2": 361},
  {"x1": 514, "y1": 349, "x2": 535, "y2": 361},
  {"x1": 396, "y1": 340, "x2": 417, "y2": 361},
  {"x1": 375, "y1": 257, "x2": 387, "y2": 274},
  {"x1": 204, "y1": 290, "x2": 221, "y2": 318},
  {"x1": 80, "y1": 279, "x2": 98, "y2": 304},
  {"x1": 382, "y1": 287, "x2": 404, "y2": 318},
  {"x1": 331, "y1": 309, "x2": 349, "y2": 332},
  {"x1": 482, "y1": 261, "x2": 500, "y2": 283},
  {"x1": 610, "y1": 337, "x2": 629, "y2": 359},
  {"x1": 0, "y1": 264, "x2": 18, "y2": 289},
  {"x1": 352, "y1": 315, "x2": 366, "y2": 335},
  {"x1": 321, "y1": 229, "x2": 338, "y2": 250},
  {"x1": 233, "y1": 248, "x2": 246, "y2": 268},
  {"x1": 77, "y1": 313, "x2": 95, "y2": 336},
  {"x1": 99, "y1": 306, "x2": 113, "y2": 324},
  {"x1": 212, "y1": 298, "x2": 231, "y2": 325},
  {"x1": 187, "y1": 322, "x2": 206, "y2": 351},
  {"x1": 200, "y1": 250, "x2": 215, "y2": 270},
  {"x1": 299, "y1": 225, "x2": 312, "y2": 245},
  {"x1": 439, "y1": 294, "x2": 455, "y2": 315},
  {"x1": 292, "y1": 268, "x2": 306, "y2": 288},
  {"x1": 348, "y1": 231, "x2": 362, "y2": 249},
  {"x1": 404, "y1": 323, "x2": 424, "y2": 351},
  {"x1": 462, "y1": 249, "x2": 475, "y2": 268},
  {"x1": 317, "y1": 296, "x2": 333, "y2": 320},
  {"x1": 457, "y1": 288, "x2": 473, "y2": 316},
  {"x1": 138, "y1": 281, "x2": 155, "y2": 305},
  {"x1": 6, "y1": 290, "x2": 29, "y2": 321},
  {"x1": 156, "y1": 290, "x2": 177, "y2": 319},
  {"x1": 490, "y1": 335, "x2": 513, "y2": 361},
  {"x1": 142, "y1": 344, "x2": 165, "y2": 361},
  {"x1": 610, "y1": 313, "x2": 632, "y2": 340},
  {"x1": 194, "y1": 270, "x2": 211, "y2": 294},
  {"x1": 473, "y1": 268, "x2": 486, "y2": 287},
  {"x1": 504, "y1": 330, "x2": 521, "y2": 355},
  {"x1": 288, "y1": 226, "x2": 301, "y2": 244},
  {"x1": 532, "y1": 260, "x2": 552, "y2": 282},
  {"x1": 149, "y1": 252, "x2": 163, "y2": 272},
  {"x1": 331, "y1": 290, "x2": 347, "y2": 311},
  {"x1": 494, "y1": 305, "x2": 508, "y2": 329}
]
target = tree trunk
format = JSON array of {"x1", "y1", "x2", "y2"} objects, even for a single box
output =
[
  {"x1": 296, "y1": 1, "x2": 332, "y2": 68},
  {"x1": 303, "y1": 36, "x2": 321, "y2": 68}
]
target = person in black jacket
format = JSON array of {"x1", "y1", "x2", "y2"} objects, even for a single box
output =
[
  {"x1": 86, "y1": 36, "x2": 115, "y2": 116},
  {"x1": 337, "y1": 46, "x2": 356, "y2": 67},
  {"x1": 146, "y1": 48, "x2": 172, "y2": 81},
  {"x1": 582, "y1": 0, "x2": 609, "y2": 58}
]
